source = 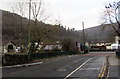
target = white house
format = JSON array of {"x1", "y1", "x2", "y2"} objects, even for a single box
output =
[
  {"x1": 111, "y1": 43, "x2": 120, "y2": 50},
  {"x1": 44, "y1": 44, "x2": 62, "y2": 51}
]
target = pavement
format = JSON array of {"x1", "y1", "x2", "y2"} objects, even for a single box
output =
[
  {"x1": 107, "y1": 54, "x2": 120, "y2": 79},
  {"x1": 67, "y1": 56, "x2": 105, "y2": 79}
]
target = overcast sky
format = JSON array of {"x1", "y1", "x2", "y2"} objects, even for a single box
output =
[{"x1": 0, "y1": 0, "x2": 119, "y2": 30}]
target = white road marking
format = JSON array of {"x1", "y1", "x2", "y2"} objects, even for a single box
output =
[{"x1": 64, "y1": 57, "x2": 95, "y2": 79}]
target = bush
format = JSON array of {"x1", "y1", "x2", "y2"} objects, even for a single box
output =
[{"x1": 62, "y1": 39, "x2": 75, "y2": 51}]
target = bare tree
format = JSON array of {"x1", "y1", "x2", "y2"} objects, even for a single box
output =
[
  {"x1": 103, "y1": 1, "x2": 120, "y2": 36},
  {"x1": 103, "y1": 1, "x2": 120, "y2": 52},
  {"x1": 30, "y1": 0, "x2": 60, "y2": 52},
  {"x1": 16, "y1": 2, "x2": 27, "y2": 46},
  {"x1": 31, "y1": 0, "x2": 51, "y2": 24},
  {"x1": 31, "y1": 0, "x2": 42, "y2": 25},
  {"x1": 10, "y1": 0, "x2": 60, "y2": 53}
]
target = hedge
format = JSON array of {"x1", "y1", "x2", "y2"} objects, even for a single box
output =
[
  {"x1": 2, "y1": 54, "x2": 28, "y2": 66},
  {"x1": 2, "y1": 51, "x2": 74, "y2": 66}
]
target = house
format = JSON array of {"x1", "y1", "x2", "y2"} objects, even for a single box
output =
[
  {"x1": 27, "y1": 41, "x2": 62, "y2": 52},
  {"x1": 44, "y1": 44, "x2": 62, "y2": 51},
  {"x1": 111, "y1": 43, "x2": 120, "y2": 50},
  {"x1": 108, "y1": 36, "x2": 120, "y2": 50},
  {"x1": 43, "y1": 41, "x2": 62, "y2": 51},
  {"x1": 106, "y1": 43, "x2": 112, "y2": 50},
  {"x1": 3, "y1": 41, "x2": 16, "y2": 53},
  {"x1": 2, "y1": 40, "x2": 25, "y2": 53}
]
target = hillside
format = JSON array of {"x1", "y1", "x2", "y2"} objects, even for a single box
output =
[
  {"x1": 2, "y1": 9, "x2": 80, "y2": 46},
  {"x1": 79, "y1": 24, "x2": 116, "y2": 43},
  {"x1": 2, "y1": 9, "x2": 116, "y2": 47}
]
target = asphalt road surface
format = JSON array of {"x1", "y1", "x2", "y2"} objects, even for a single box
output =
[{"x1": 2, "y1": 51, "x2": 115, "y2": 79}]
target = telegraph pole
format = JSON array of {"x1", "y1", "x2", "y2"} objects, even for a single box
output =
[
  {"x1": 28, "y1": 0, "x2": 31, "y2": 46},
  {"x1": 82, "y1": 21, "x2": 86, "y2": 53},
  {"x1": 28, "y1": 0, "x2": 31, "y2": 60}
]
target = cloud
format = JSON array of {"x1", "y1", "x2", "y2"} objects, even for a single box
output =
[
  {"x1": 1, "y1": 0, "x2": 120, "y2": 30},
  {"x1": 46, "y1": 0, "x2": 105, "y2": 30}
]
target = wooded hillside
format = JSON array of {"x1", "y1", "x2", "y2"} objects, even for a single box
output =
[
  {"x1": 2, "y1": 9, "x2": 79, "y2": 46},
  {"x1": 2, "y1": 9, "x2": 116, "y2": 46}
]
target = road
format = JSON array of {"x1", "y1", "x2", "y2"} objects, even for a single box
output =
[{"x1": 2, "y1": 51, "x2": 115, "y2": 79}]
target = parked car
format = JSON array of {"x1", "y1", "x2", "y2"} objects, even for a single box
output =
[{"x1": 80, "y1": 44, "x2": 89, "y2": 53}]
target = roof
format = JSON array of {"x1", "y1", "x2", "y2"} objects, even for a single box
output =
[
  {"x1": 3, "y1": 40, "x2": 21, "y2": 46},
  {"x1": 44, "y1": 44, "x2": 62, "y2": 50}
]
